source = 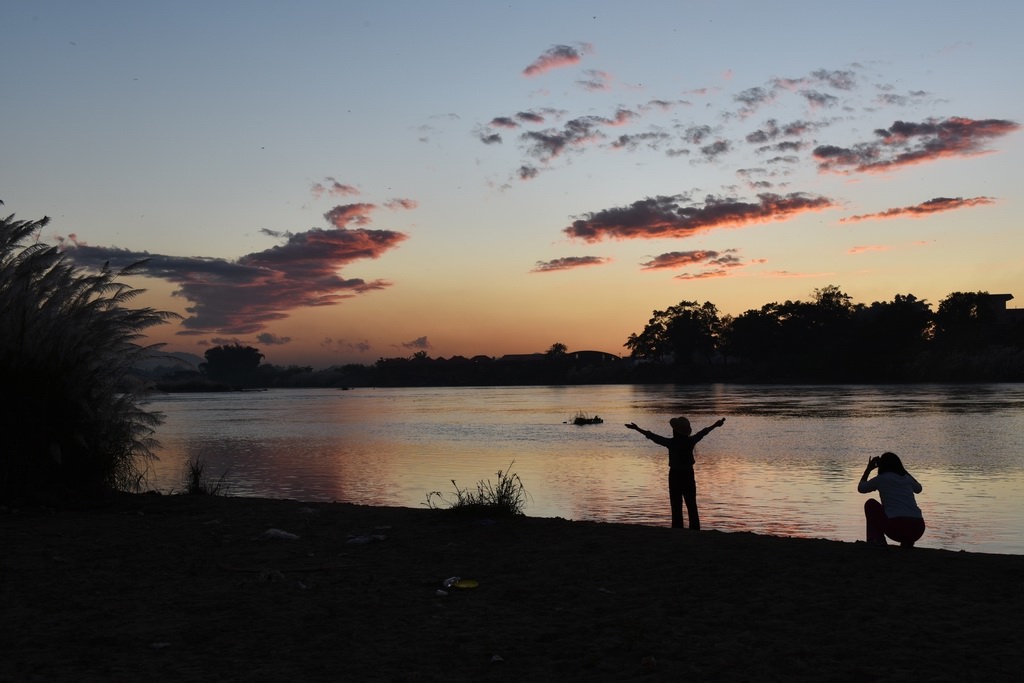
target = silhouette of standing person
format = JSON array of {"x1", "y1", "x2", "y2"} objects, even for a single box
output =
[
  {"x1": 858, "y1": 451, "x2": 925, "y2": 547},
  {"x1": 626, "y1": 416, "x2": 725, "y2": 530}
]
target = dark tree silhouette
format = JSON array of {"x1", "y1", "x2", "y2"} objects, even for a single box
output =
[
  {"x1": 625, "y1": 301, "x2": 721, "y2": 365},
  {"x1": 852, "y1": 294, "x2": 932, "y2": 377},
  {"x1": 201, "y1": 343, "x2": 264, "y2": 386},
  {"x1": 932, "y1": 291, "x2": 994, "y2": 350},
  {"x1": 720, "y1": 304, "x2": 783, "y2": 365},
  {"x1": 546, "y1": 342, "x2": 568, "y2": 357}
]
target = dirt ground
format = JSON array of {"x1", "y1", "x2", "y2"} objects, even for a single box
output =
[{"x1": 2, "y1": 493, "x2": 1022, "y2": 682}]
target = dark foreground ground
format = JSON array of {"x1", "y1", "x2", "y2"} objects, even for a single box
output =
[{"x1": 2, "y1": 494, "x2": 1022, "y2": 682}]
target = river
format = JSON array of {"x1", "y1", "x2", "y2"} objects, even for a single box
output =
[{"x1": 144, "y1": 383, "x2": 1024, "y2": 555}]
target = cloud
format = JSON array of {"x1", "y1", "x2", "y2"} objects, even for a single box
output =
[
  {"x1": 874, "y1": 91, "x2": 932, "y2": 108},
  {"x1": 609, "y1": 131, "x2": 671, "y2": 151},
  {"x1": 800, "y1": 90, "x2": 839, "y2": 109},
  {"x1": 516, "y1": 111, "x2": 546, "y2": 124},
  {"x1": 679, "y1": 124, "x2": 715, "y2": 145},
  {"x1": 733, "y1": 86, "x2": 775, "y2": 117},
  {"x1": 478, "y1": 109, "x2": 565, "y2": 146},
  {"x1": 520, "y1": 109, "x2": 637, "y2": 162},
  {"x1": 402, "y1": 336, "x2": 432, "y2": 350},
  {"x1": 481, "y1": 66, "x2": 864, "y2": 178},
  {"x1": 489, "y1": 116, "x2": 518, "y2": 129},
  {"x1": 324, "y1": 203, "x2": 377, "y2": 227},
  {"x1": 321, "y1": 337, "x2": 372, "y2": 354},
  {"x1": 523, "y1": 43, "x2": 593, "y2": 77},
  {"x1": 848, "y1": 245, "x2": 891, "y2": 254},
  {"x1": 531, "y1": 256, "x2": 611, "y2": 272},
  {"x1": 738, "y1": 69, "x2": 856, "y2": 117},
  {"x1": 60, "y1": 207, "x2": 409, "y2": 336},
  {"x1": 755, "y1": 140, "x2": 807, "y2": 155},
  {"x1": 637, "y1": 249, "x2": 763, "y2": 280},
  {"x1": 809, "y1": 68, "x2": 858, "y2": 90},
  {"x1": 384, "y1": 198, "x2": 418, "y2": 211},
  {"x1": 256, "y1": 332, "x2": 292, "y2": 345},
  {"x1": 564, "y1": 192, "x2": 836, "y2": 243},
  {"x1": 639, "y1": 249, "x2": 739, "y2": 270},
  {"x1": 577, "y1": 69, "x2": 613, "y2": 91},
  {"x1": 518, "y1": 165, "x2": 539, "y2": 180},
  {"x1": 674, "y1": 269, "x2": 732, "y2": 280},
  {"x1": 745, "y1": 118, "x2": 832, "y2": 149},
  {"x1": 839, "y1": 196, "x2": 996, "y2": 223},
  {"x1": 311, "y1": 178, "x2": 360, "y2": 198},
  {"x1": 698, "y1": 139, "x2": 732, "y2": 162},
  {"x1": 814, "y1": 117, "x2": 1020, "y2": 174}
]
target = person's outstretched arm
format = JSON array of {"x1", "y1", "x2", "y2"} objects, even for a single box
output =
[
  {"x1": 625, "y1": 423, "x2": 669, "y2": 446},
  {"x1": 693, "y1": 418, "x2": 726, "y2": 441},
  {"x1": 625, "y1": 422, "x2": 648, "y2": 435}
]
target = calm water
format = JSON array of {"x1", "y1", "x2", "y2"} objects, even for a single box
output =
[{"x1": 145, "y1": 384, "x2": 1024, "y2": 555}]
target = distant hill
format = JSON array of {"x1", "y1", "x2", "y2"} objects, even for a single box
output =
[{"x1": 135, "y1": 351, "x2": 204, "y2": 373}]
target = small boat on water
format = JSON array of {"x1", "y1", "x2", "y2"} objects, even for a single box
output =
[{"x1": 569, "y1": 412, "x2": 604, "y2": 426}]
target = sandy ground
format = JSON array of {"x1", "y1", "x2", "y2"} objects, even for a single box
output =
[{"x1": 2, "y1": 493, "x2": 1022, "y2": 682}]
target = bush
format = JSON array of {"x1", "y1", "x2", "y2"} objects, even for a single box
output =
[
  {"x1": 425, "y1": 461, "x2": 530, "y2": 517},
  {"x1": 0, "y1": 205, "x2": 179, "y2": 502}
]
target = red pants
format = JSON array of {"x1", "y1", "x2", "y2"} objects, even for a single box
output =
[{"x1": 864, "y1": 499, "x2": 925, "y2": 546}]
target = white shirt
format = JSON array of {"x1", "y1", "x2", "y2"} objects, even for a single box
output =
[{"x1": 858, "y1": 471, "x2": 923, "y2": 519}]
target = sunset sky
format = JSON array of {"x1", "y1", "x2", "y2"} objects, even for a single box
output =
[{"x1": 3, "y1": 1, "x2": 1022, "y2": 368}]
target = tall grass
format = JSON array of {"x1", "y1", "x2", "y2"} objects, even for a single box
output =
[
  {"x1": 0, "y1": 204, "x2": 179, "y2": 502},
  {"x1": 425, "y1": 461, "x2": 530, "y2": 517},
  {"x1": 181, "y1": 454, "x2": 230, "y2": 496}
]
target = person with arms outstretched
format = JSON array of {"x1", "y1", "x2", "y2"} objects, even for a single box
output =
[{"x1": 625, "y1": 416, "x2": 725, "y2": 530}]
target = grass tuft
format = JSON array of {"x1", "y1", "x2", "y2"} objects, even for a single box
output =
[
  {"x1": 181, "y1": 454, "x2": 230, "y2": 496},
  {"x1": 425, "y1": 461, "x2": 530, "y2": 517}
]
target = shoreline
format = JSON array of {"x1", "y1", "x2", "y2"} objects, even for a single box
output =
[{"x1": 3, "y1": 493, "x2": 1023, "y2": 681}]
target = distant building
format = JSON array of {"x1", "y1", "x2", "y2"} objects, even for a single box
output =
[
  {"x1": 496, "y1": 350, "x2": 621, "y2": 364},
  {"x1": 496, "y1": 353, "x2": 546, "y2": 363},
  {"x1": 981, "y1": 293, "x2": 1024, "y2": 323},
  {"x1": 567, "y1": 350, "x2": 620, "y2": 364}
]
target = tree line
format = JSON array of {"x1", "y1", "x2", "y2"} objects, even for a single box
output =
[
  {"x1": 153, "y1": 285, "x2": 1024, "y2": 390},
  {"x1": 624, "y1": 285, "x2": 1024, "y2": 383}
]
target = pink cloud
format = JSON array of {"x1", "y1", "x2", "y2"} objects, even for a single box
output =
[
  {"x1": 523, "y1": 43, "x2": 593, "y2": 77},
  {"x1": 324, "y1": 203, "x2": 377, "y2": 227},
  {"x1": 312, "y1": 178, "x2": 360, "y2": 198},
  {"x1": 815, "y1": 117, "x2": 1020, "y2": 174},
  {"x1": 384, "y1": 198, "x2": 418, "y2": 211},
  {"x1": 531, "y1": 256, "x2": 611, "y2": 272},
  {"x1": 565, "y1": 192, "x2": 836, "y2": 243},
  {"x1": 61, "y1": 207, "x2": 410, "y2": 335},
  {"x1": 840, "y1": 196, "x2": 995, "y2": 223}
]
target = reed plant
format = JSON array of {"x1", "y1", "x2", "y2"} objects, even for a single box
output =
[
  {"x1": 0, "y1": 204, "x2": 179, "y2": 502},
  {"x1": 181, "y1": 454, "x2": 230, "y2": 496},
  {"x1": 425, "y1": 461, "x2": 530, "y2": 517}
]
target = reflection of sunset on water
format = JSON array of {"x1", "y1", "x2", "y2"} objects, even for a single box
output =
[{"x1": 148, "y1": 384, "x2": 1024, "y2": 555}]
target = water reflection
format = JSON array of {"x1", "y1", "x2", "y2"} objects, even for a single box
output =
[
  {"x1": 147, "y1": 384, "x2": 1024, "y2": 555},
  {"x1": 628, "y1": 383, "x2": 1024, "y2": 418}
]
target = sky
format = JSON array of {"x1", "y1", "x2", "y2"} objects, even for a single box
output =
[{"x1": 3, "y1": 0, "x2": 1022, "y2": 368}]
